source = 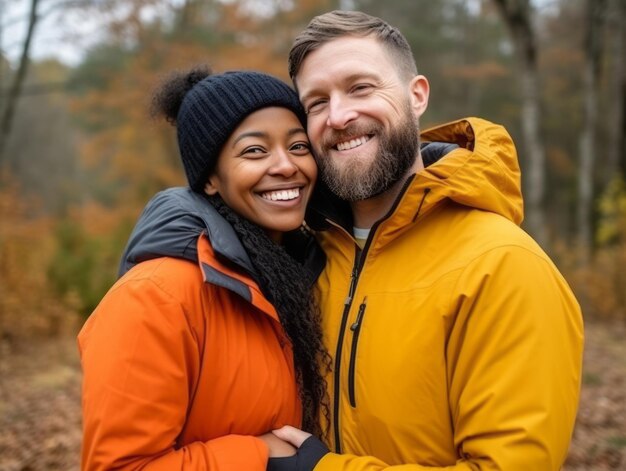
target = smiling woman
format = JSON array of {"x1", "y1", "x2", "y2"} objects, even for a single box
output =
[
  {"x1": 204, "y1": 106, "x2": 317, "y2": 243},
  {"x1": 77, "y1": 66, "x2": 331, "y2": 471}
]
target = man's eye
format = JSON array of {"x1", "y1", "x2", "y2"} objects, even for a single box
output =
[
  {"x1": 306, "y1": 99, "x2": 327, "y2": 114},
  {"x1": 352, "y1": 84, "x2": 373, "y2": 94}
]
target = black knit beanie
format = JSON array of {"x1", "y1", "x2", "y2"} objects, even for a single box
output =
[{"x1": 176, "y1": 71, "x2": 307, "y2": 193}]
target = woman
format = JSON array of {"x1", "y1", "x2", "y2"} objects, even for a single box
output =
[{"x1": 78, "y1": 67, "x2": 330, "y2": 470}]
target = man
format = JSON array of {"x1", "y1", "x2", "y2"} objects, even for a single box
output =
[{"x1": 271, "y1": 10, "x2": 584, "y2": 471}]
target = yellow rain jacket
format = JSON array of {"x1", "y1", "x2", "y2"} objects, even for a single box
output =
[{"x1": 311, "y1": 118, "x2": 583, "y2": 470}]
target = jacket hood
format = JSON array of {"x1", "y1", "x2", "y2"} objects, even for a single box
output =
[
  {"x1": 307, "y1": 117, "x2": 523, "y2": 231},
  {"x1": 119, "y1": 187, "x2": 325, "y2": 291},
  {"x1": 418, "y1": 117, "x2": 523, "y2": 225},
  {"x1": 118, "y1": 187, "x2": 255, "y2": 278}
]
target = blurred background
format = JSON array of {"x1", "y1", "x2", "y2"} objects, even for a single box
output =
[{"x1": 0, "y1": 0, "x2": 624, "y2": 469}]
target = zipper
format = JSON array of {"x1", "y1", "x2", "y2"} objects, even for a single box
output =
[
  {"x1": 348, "y1": 297, "x2": 367, "y2": 408},
  {"x1": 329, "y1": 225, "x2": 375, "y2": 452},
  {"x1": 332, "y1": 250, "x2": 360, "y2": 453},
  {"x1": 328, "y1": 175, "x2": 419, "y2": 453}
]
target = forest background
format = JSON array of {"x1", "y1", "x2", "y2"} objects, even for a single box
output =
[{"x1": 0, "y1": 0, "x2": 625, "y2": 469}]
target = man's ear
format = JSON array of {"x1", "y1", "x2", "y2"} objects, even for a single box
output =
[
  {"x1": 408, "y1": 75, "x2": 429, "y2": 119},
  {"x1": 204, "y1": 178, "x2": 219, "y2": 196}
]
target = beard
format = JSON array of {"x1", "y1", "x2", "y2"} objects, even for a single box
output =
[{"x1": 315, "y1": 102, "x2": 420, "y2": 202}]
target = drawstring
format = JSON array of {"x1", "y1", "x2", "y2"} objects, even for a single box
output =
[{"x1": 412, "y1": 188, "x2": 431, "y2": 223}]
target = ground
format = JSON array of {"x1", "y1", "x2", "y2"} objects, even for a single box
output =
[
  {"x1": 564, "y1": 320, "x2": 626, "y2": 470},
  {"x1": 0, "y1": 320, "x2": 623, "y2": 470}
]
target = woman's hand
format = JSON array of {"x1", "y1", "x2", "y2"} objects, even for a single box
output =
[
  {"x1": 258, "y1": 432, "x2": 297, "y2": 457},
  {"x1": 267, "y1": 427, "x2": 329, "y2": 471},
  {"x1": 271, "y1": 425, "x2": 312, "y2": 447}
]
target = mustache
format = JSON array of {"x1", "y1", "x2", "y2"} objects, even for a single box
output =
[{"x1": 320, "y1": 123, "x2": 380, "y2": 149}]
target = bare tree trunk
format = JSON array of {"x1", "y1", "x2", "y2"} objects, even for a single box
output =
[
  {"x1": 338, "y1": 0, "x2": 356, "y2": 10},
  {"x1": 605, "y1": 0, "x2": 626, "y2": 182},
  {"x1": 519, "y1": 62, "x2": 547, "y2": 247},
  {"x1": 577, "y1": 0, "x2": 607, "y2": 263},
  {"x1": 492, "y1": 0, "x2": 548, "y2": 248},
  {"x1": 0, "y1": 0, "x2": 4, "y2": 94},
  {"x1": 0, "y1": 0, "x2": 41, "y2": 169}
]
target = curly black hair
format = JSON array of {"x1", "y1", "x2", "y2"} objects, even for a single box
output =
[
  {"x1": 151, "y1": 66, "x2": 331, "y2": 438},
  {"x1": 150, "y1": 65, "x2": 212, "y2": 124},
  {"x1": 209, "y1": 196, "x2": 331, "y2": 438}
]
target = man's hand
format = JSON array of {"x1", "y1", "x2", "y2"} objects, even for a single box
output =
[
  {"x1": 258, "y1": 432, "x2": 297, "y2": 457},
  {"x1": 272, "y1": 425, "x2": 312, "y2": 448}
]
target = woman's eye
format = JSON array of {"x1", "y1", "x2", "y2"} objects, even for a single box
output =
[
  {"x1": 290, "y1": 142, "x2": 311, "y2": 154},
  {"x1": 241, "y1": 146, "x2": 266, "y2": 157}
]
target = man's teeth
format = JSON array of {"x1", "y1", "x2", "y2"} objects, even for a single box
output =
[
  {"x1": 261, "y1": 188, "x2": 300, "y2": 201},
  {"x1": 337, "y1": 136, "x2": 370, "y2": 151}
]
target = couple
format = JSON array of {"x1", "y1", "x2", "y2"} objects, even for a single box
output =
[{"x1": 78, "y1": 10, "x2": 584, "y2": 471}]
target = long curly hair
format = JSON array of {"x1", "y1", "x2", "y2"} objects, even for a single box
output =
[
  {"x1": 209, "y1": 196, "x2": 330, "y2": 437},
  {"x1": 151, "y1": 65, "x2": 331, "y2": 437}
]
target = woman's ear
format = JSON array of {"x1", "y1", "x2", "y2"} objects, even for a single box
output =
[{"x1": 204, "y1": 178, "x2": 219, "y2": 196}]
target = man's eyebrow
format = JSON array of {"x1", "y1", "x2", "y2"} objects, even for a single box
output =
[
  {"x1": 299, "y1": 88, "x2": 323, "y2": 106},
  {"x1": 300, "y1": 72, "x2": 381, "y2": 104},
  {"x1": 343, "y1": 72, "x2": 380, "y2": 84}
]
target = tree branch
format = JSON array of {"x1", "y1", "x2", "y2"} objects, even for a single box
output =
[{"x1": 0, "y1": 0, "x2": 41, "y2": 168}]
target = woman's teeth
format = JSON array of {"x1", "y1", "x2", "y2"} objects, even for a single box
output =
[{"x1": 261, "y1": 188, "x2": 300, "y2": 201}]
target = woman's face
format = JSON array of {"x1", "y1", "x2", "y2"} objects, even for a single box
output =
[{"x1": 205, "y1": 107, "x2": 317, "y2": 242}]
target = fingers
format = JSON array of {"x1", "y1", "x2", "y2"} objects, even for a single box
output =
[
  {"x1": 272, "y1": 425, "x2": 312, "y2": 448},
  {"x1": 257, "y1": 432, "x2": 297, "y2": 457}
]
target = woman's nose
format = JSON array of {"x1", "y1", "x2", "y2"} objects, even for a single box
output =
[{"x1": 269, "y1": 149, "x2": 298, "y2": 177}]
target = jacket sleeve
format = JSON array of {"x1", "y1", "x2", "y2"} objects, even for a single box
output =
[
  {"x1": 78, "y1": 272, "x2": 269, "y2": 471},
  {"x1": 314, "y1": 245, "x2": 584, "y2": 471}
]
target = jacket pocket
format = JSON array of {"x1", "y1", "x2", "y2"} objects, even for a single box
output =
[{"x1": 348, "y1": 297, "x2": 367, "y2": 408}]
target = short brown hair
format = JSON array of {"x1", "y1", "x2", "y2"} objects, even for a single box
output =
[{"x1": 288, "y1": 10, "x2": 418, "y2": 85}]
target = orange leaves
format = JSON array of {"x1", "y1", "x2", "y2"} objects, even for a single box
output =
[
  {"x1": 68, "y1": 1, "x2": 318, "y2": 211},
  {"x1": 442, "y1": 61, "x2": 510, "y2": 80},
  {"x1": 0, "y1": 176, "x2": 76, "y2": 339},
  {"x1": 0, "y1": 0, "x2": 333, "y2": 338}
]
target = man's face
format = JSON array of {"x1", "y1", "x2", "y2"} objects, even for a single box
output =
[{"x1": 295, "y1": 35, "x2": 429, "y2": 201}]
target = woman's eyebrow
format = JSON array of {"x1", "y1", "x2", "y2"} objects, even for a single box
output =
[
  {"x1": 232, "y1": 131, "x2": 267, "y2": 146},
  {"x1": 287, "y1": 127, "x2": 307, "y2": 137}
]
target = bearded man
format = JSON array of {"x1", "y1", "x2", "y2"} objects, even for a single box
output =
[{"x1": 267, "y1": 9, "x2": 584, "y2": 471}]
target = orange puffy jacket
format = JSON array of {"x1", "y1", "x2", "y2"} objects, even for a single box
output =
[{"x1": 78, "y1": 188, "x2": 320, "y2": 470}]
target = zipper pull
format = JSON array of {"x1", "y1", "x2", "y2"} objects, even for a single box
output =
[
  {"x1": 344, "y1": 268, "x2": 358, "y2": 306},
  {"x1": 350, "y1": 297, "x2": 368, "y2": 331}
]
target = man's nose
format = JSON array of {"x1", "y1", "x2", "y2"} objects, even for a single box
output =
[{"x1": 326, "y1": 97, "x2": 358, "y2": 129}]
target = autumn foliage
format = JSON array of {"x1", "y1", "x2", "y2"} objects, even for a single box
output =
[
  {"x1": 1, "y1": 0, "x2": 624, "y2": 345},
  {"x1": 0, "y1": 175, "x2": 78, "y2": 341},
  {"x1": 558, "y1": 178, "x2": 626, "y2": 320}
]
